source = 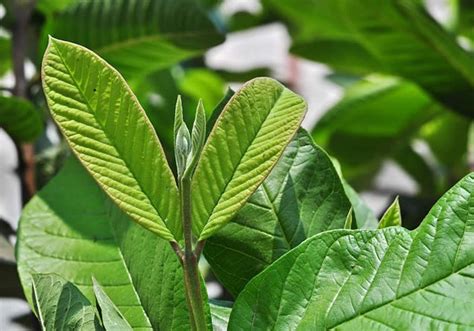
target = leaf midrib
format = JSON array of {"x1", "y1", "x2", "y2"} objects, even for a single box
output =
[{"x1": 51, "y1": 41, "x2": 171, "y2": 234}]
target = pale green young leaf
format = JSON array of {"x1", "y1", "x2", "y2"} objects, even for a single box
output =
[
  {"x1": 344, "y1": 207, "x2": 353, "y2": 230},
  {"x1": 192, "y1": 78, "x2": 306, "y2": 240},
  {"x1": 93, "y1": 278, "x2": 133, "y2": 331},
  {"x1": 17, "y1": 158, "x2": 207, "y2": 330},
  {"x1": 229, "y1": 174, "x2": 474, "y2": 330},
  {"x1": 42, "y1": 38, "x2": 180, "y2": 241},
  {"x1": 378, "y1": 196, "x2": 402, "y2": 229},
  {"x1": 32, "y1": 273, "x2": 102, "y2": 331},
  {"x1": 185, "y1": 99, "x2": 206, "y2": 176},
  {"x1": 174, "y1": 96, "x2": 191, "y2": 179}
]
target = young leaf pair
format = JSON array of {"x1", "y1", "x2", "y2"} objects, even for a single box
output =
[
  {"x1": 173, "y1": 97, "x2": 205, "y2": 181},
  {"x1": 41, "y1": 36, "x2": 306, "y2": 253}
]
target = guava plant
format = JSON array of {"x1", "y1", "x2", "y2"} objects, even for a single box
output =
[{"x1": 16, "y1": 37, "x2": 474, "y2": 330}]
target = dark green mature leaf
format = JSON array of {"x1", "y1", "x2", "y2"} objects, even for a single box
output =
[
  {"x1": 0, "y1": 95, "x2": 43, "y2": 142},
  {"x1": 206, "y1": 88, "x2": 234, "y2": 137},
  {"x1": 93, "y1": 278, "x2": 133, "y2": 331},
  {"x1": 17, "y1": 158, "x2": 204, "y2": 330},
  {"x1": 229, "y1": 173, "x2": 474, "y2": 330},
  {"x1": 32, "y1": 273, "x2": 102, "y2": 330},
  {"x1": 42, "y1": 38, "x2": 180, "y2": 241},
  {"x1": 267, "y1": 0, "x2": 474, "y2": 117},
  {"x1": 47, "y1": 0, "x2": 224, "y2": 77},
  {"x1": 204, "y1": 129, "x2": 351, "y2": 296},
  {"x1": 312, "y1": 76, "x2": 440, "y2": 185},
  {"x1": 378, "y1": 197, "x2": 402, "y2": 228},
  {"x1": 192, "y1": 78, "x2": 306, "y2": 240}
]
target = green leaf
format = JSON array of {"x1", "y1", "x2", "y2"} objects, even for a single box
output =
[
  {"x1": 341, "y1": 181, "x2": 378, "y2": 229},
  {"x1": 0, "y1": 37, "x2": 11, "y2": 76},
  {"x1": 210, "y1": 300, "x2": 232, "y2": 331},
  {"x1": 378, "y1": 197, "x2": 402, "y2": 228},
  {"x1": 312, "y1": 76, "x2": 440, "y2": 185},
  {"x1": 93, "y1": 278, "x2": 133, "y2": 331},
  {"x1": 32, "y1": 273, "x2": 102, "y2": 331},
  {"x1": 42, "y1": 37, "x2": 180, "y2": 241},
  {"x1": 186, "y1": 100, "x2": 206, "y2": 176},
  {"x1": 204, "y1": 129, "x2": 351, "y2": 295},
  {"x1": 0, "y1": 95, "x2": 43, "y2": 142},
  {"x1": 36, "y1": 0, "x2": 78, "y2": 14},
  {"x1": 192, "y1": 78, "x2": 306, "y2": 240},
  {"x1": 178, "y1": 69, "x2": 226, "y2": 112},
  {"x1": 229, "y1": 173, "x2": 474, "y2": 330},
  {"x1": 174, "y1": 95, "x2": 192, "y2": 179},
  {"x1": 46, "y1": 0, "x2": 224, "y2": 78},
  {"x1": 344, "y1": 207, "x2": 353, "y2": 230},
  {"x1": 206, "y1": 88, "x2": 234, "y2": 137},
  {"x1": 268, "y1": 0, "x2": 474, "y2": 117},
  {"x1": 17, "y1": 157, "x2": 206, "y2": 330}
]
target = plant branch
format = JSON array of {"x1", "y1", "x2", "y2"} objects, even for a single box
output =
[
  {"x1": 170, "y1": 241, "x2": 184, "y2": 263},
  {"x1": 194, "y1": 240, "x2": 206, "y2": 260},
  {"x1": 179, "y1": 175, "x2": 207, "y2": 331},
  {"x1": 12, "y1": 0, "x2": 37, "y2": 201}
]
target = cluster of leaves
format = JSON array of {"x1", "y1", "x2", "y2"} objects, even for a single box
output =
[
  {"x1": 3, "y1": 0, "x2": 474, "y2": 330},
  {"x1": 257, "y1": 0, "x2": 474, "y2": 223},
  {"x1": 16, "y1": 38, "x2": 474, "y2": 330}
]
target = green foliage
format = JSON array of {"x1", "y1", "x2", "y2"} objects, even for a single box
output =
[
  {"x1": 265, "y1": 0, "x2": 474, "y2": 117},
  {"x1": 191, "y1": 78, "x2": 307, "y2": 240},
  {"x1": 32, "y1": 273, "x2": 102, "y2": 330},
  {"x1": 42, "y1": 37, "x2": 181, "y2": 241},
  {"x1": 204, "y1": 129, "x2": 351, "y2": 296},
  {"x1": 209, "y1": 301, "x2": 232, "y2": 331},
  {"x1": 93, "y1": 278, "x2": 133, "y2": 331},
  {"x1": 228, "y1": 173, "x2": 474, "y2": 329},
  {"x1": 0, "y1": 36, "x2": 11, "y2": 76},
  {"x1": 17, "y1": 158, "x2": 200, "y2": 330},
  {"x1": 313, "y1": 75, "x2": 440, "y2": 186},
  {"x1": 0, "y1": 95, "x2": 43, "y2": 142},
  {"x1": 44, "y1": 0, "x2": 225, "y2": 78},
  {"x1": 378, "y1": 197, "x2": 402, "y2": 228},
  {"x1": 15, "y1": 3, "x2": 474, "y2": 326}
]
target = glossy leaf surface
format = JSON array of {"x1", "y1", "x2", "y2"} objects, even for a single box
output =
[
  {"x1": 229, "y1": 173, "x2": 474, "y2": 329},
  {"x1": 17, "y1": 158, "x2": 202, "y2": 330},
  {"x1": 204, "y1": 129, "x2": 351, "y2": 295},
  {"x1": 192, "y1": 78, "x2": 306, "y2": 240},
  {"x1": 32, "y1": 273, "x2": 101, "y2": 330},
  {"x1": 47, "y1": 0, "x2": 224, "y2": 77},
  {"x1": 42, "y1": 38, "x2": 180, "y2": 241}
]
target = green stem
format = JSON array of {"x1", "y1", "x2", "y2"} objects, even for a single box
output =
[{"x1": 180, "y1": 176, "x2": 207, "y2": 331}]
